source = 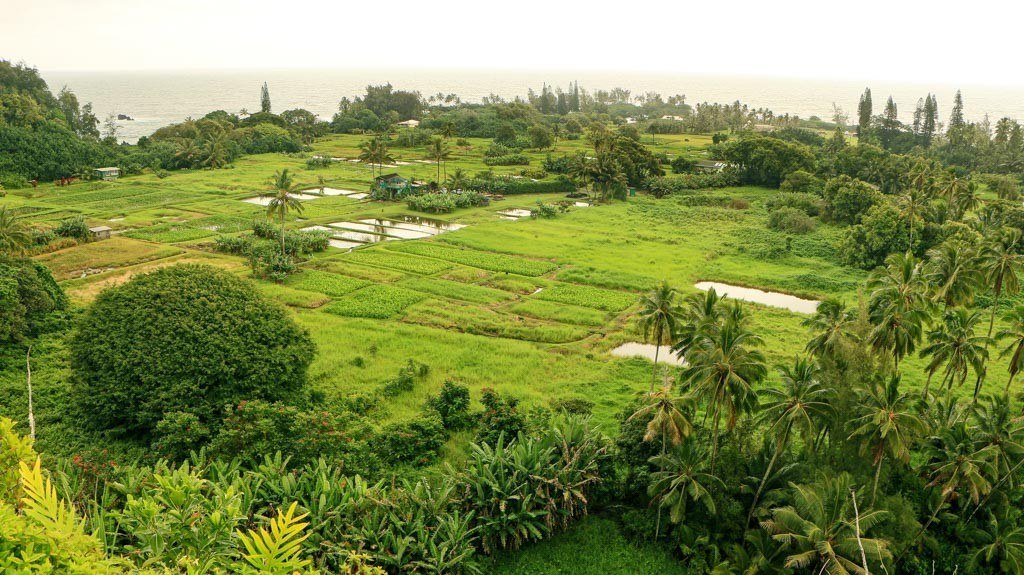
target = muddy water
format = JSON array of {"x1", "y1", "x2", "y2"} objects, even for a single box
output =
[
  {"x1": 497, "y1": 209, "x2": 532, "y2": 218},
  {"x1": 239, "y1": 191, "x2": 319, "y2": 204},
  {"x1": 328, "y1": 239, "x2": 362, "y2": 250},
  {"x1": 610, "y1": 343, "x2": 686, "y2": 366},
  {"x1": 694, "y1": 281, "x2": 819, "y2": 314}
]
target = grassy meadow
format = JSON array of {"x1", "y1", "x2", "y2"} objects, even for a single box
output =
[{"x1": 2, "y1": 132, "x2": 1014, "y2": 461}]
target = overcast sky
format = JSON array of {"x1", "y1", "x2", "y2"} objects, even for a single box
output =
[{"x1": 3, "y1": 0, "x2": 1021, "y2": 85}]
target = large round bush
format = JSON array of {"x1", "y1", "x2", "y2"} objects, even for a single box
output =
[{"x1": 71, "y1": 264, "x2": 315, "y2": 437}]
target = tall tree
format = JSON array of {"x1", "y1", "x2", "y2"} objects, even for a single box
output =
[
  {"x1": 762, "y1": 473, "x2": 892, "y2": 574},
  {"x1": 260, "y1": 82, "x2": 272, "y2": 114},
  {"x1": 848, "y1": 376, "x2": 927, "y2": 502},
  {"x1": 648, "y1": 442, "x2": 722, "y2": 526},
  {"x1": 629, "y1": 385, "x2": 694, "y2": 536},
  {"x1": 918, "y1": 308, "x2": 989, "y2": 398},
  {"x1": 803, "y1": 298, "x2": 859, "y2": 360},
  {"x1": 857, "y1": 88, "x2": 873, "y2": 138},
  {"x1": 947, "y1": 89, "x2": 966, "y2": 144},
  {"x1": 636, "y1": 281, "x2": 684, "y2": 390},
  {"x1": 0, "y1": 206, "x2": 32, "y2": 256},
  {"x1": 264, "y1": 169, "x2": 304, "y2": 257},
  {"x1": 748, "y1": 357, "x2": 834, "y2": 525},
  {"x1": 681, "y1": 302, "x2": 766, "y2": 472},
  {"x1": 997, "y1": 305, "x2": 1024, "y2": 394},
  {"x1": 867, "y1": 252, "x2": 930, "y2": 372},
  {"x1": 979, "y1": 229, "x2": 1022, "y2": 340}
]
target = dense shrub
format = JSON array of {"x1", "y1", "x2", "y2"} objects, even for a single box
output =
[
  {"x1": 645, "y1": 171, "x2": 740, "y2": 197},
  {"x1": 406, "y1": 191, "x2": 488, "y2": 213},
  {"x1": 542, "y1": 153, "x2": 575, "y2": 174},
  {"x1": 382, "y1": 359, "x2": 430, "y2": 397},
  {"x1": 838, "y1": 202, "x2": 918, "y2": 269},
  {"x1": 765, "y1": 191, "x2": 824, "y2": 216},
  {"x1": 670, "y1": 156, "x2": 696, "y2": 173},
  {"x1": 822, "y1": 175, "x2": 883, "y2": 225},
  {"x1": 373, "y1": 414, "x2": 446, "y2": 466},
  {"x1": 466, "y1": 175, "x2": 575, "y2": 195},
  {"x1": 483, "y1": 154, "x2": 530, "y2": 166},
  {"x1": 427, "y1": 380, "x2": 473, "y2": 431},
  {"x1": 768, "y1": 206, "x2": 816, "y2": 234},
  {"x1": 70, "y1": 264, "x2": 315, "y2": 438},
  {"x1": 721, "y1": 135, "x2": 816, "y2": 187},
  {"x1": 0, "y1": 255, "x2": 67, "y2": 343},
  {"x1": 779, "y1": 169, "x2": 824, "y2": 195},
  {"x1": 476, "y1": 389, "x2": 526, "y2": 445},
  {"x1": 54, "y1": 215, "x2": 90, "y2": 240}
]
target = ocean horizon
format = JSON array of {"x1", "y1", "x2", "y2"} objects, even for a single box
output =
[{"x1": 41, "y1": 68, "x2": 1024, "y2": 143}]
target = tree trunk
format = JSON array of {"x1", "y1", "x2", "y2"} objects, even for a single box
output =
[
  {"x1": 280, "y1": 209, "x2": 287, "y2": 258},
  {"x1": 922, "y1": 370, "x2": 934, "y2": 399},
  {"x1": 651, "y1": 335, "x2": 660, "y2": 392},
  {"x1": 26, "y1": 346, "x2": 35, "y2": 441},
  {"x1": 872, "y1": 454, "x2": 883, "y2": 505},
  {"x1": 748, "y1": 426, "x2": 789, "y2": 528},
  {"x1": 710, "y1": 403, "x2": 722, "y2": 474},
  {"x1": 655, "y1": 432, "x2": 666, "y2": 538},
  {"x1": 1008, "y1": 372, "x2": 1016, "y2": 395},
  {"x1": 988, "y1": 285, "x2": 1002, "y2": 341}
]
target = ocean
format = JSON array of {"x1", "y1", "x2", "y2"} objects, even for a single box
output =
[{"x1": 41, "y1": 69, "x2": 1024, "y2": 143}]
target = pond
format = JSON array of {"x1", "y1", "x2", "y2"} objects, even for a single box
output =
[
  {"x1": 358, "y1": 216, "x2": 466, "y2": 235},
  {"x1": 328, "y1": 239, "x2": 362, "y2": 250},
  {"x1": 610, "y1": 343, "x2": 686, "y2": 366},
  {"x1": 694, "y1": 281, "x2": 819, "y2": 314},
  {"x1": 497, "y1": 208, "x2": 533, "y2": 219},
  {"x1": 301, "y1": 187, "x2": 362, "y2": 197},
  {"x1": 241, "y1": 193, "x2": 321, "y2": 206},
  {"x1": 332, "y1": 230, "x2": 389, "y2": 244}
]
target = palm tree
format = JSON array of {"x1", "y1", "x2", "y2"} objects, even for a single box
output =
[
  {"x1": 979, "y1": 229, "x2": 1023, "y2": 340},
  {"x1": 761, "y1": 473, "x2": 892, "y2": 575},
  {"x1": 997, "y1": 305, "x2": 1024, "y2": 394},
  {"x1": 446, "y1": 168, "x2": 468, "y2": 191},
  {"x1": 867, "y1": 252, "x2": 930, "y2": 373},
  {"x1": 952, "y1": 181, "x2": 981, "y2": 220},
  {"x1": 938, "y1": 170, "x2": 970, "y2": 206},
  {"x1": 636, "y1": 281, "x2": 684, "y2": 390},
  {"x1": 918, "y1": 308, "x2": 989, "y2": 398},
  {"x1": 200, "y1": 126, "x2": 230, "y2": 168},
  {"x1": 590, "y1": 151, "x2": 627, "y2": 202},
  {"x1": 748, "y1": 357, "x2": 834, "y2": 525},
  {"x1": 426, "y1": 137, "x2": 452, "y2": 183},
  {"x1": 647, "y1": 441, "x2": 723, "y2": 525},
  {"x1": 440, "y1": 120, "x2": 456, "y2": 140},
  {"x1": 681, "y1": 303, "x2": 767, "y2": 472},
  {"x1": 924, "y1": 241, "x2": 980, "y2": 308},
  {"x1": 897, "y1": 185, "x2": 930, "y2": 247},
  {"x1": 629, "y1": 386, "x2": 694, "y2": 536},
  {"x1": 803, "y1": 298, "x2": 859, "y2": 360},
  {"x1": 848, "y1": 376, "x2": 927, "y2": 502},
  {"x1": 263, "y1": 169, "x2": 304, "y2": 258},
  {"x1": 0, "y1": 206, "x2": 32, "y2": 256},
  {"x1": 923, "y1": 422, "x2": 995, "y2": 518},
  {"x1": 971, "y1": 512, "x2": 1024, "y2": 575},
  {"x1": 972, "y1": 394, "x2": 1024, "y2": 489},
  {"x1": 673, "y1": 287, "x2": 726, "y2": 362}
]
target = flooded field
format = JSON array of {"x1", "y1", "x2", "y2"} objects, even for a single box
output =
[
  {"x1": 694, "y1": 281, "x2": 819, "y2": 314},
  {"x1": 242, "y1": 193, "x2": 321, "y2": 205},
  {"x1": 610, "y1": 342, "x2": 686, "y2": 366}
]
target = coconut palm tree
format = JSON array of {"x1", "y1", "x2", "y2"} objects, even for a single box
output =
[
  {"x1": 979, "y1": 229, "x2": 1023, "y2": 340},
  {"x1": 673, "y1": 287, "x2": 726, "y2": 362},
  {"x1": 446, "y1": 168, "x2": 468, "y2": 191},
  {"x1": 997, "y1": 305, "x2": 1024, "y2": 394},
  {"x1": 0, "y1": 206, "x2": 32, "y2": 256},
  {"x1": 971, "y1": 394, "x2": 1024, "y2": 489},
  {"x1": 681, "y1": 303, "x2": 766, "y2": 472},
  {"x1": 867, "y1": 252, "x2": 930, "y2": 373},
  {"x1": 636, "y1": 281, "x2": 684, "y2": 390},
  {"x1": 426, "y1": 137, "x2": 452, "y2": 183},
  {"x1": 971, "y1": 512, "x2": 1024, "y2": 575},
  {"x1": 918, "y1": 308, "x2": 989, "y2": 398},
  {"x1": 761, "y1": 472, "x2": 892, "y2": 575},
  {"x1": 898, "y1": 184, "x2": 931, "y2": 247},
  {"x1": 925, "y1": 241, "x2": 981, "y2": 308},
  {"x1": 748, "y1": 357, "x2": 834, "y2": 525},
  {"x1": 629, "y1": 385, "x2": 694, "y2": 536},
  {"x1": 264, "y1": 169, "x2": 304, "y2": 258},
  {"x1": 803, "y1": 298, "x2": 859, "y2": 360},
  {"x1": 848, "y1": 376, "x2": 927, "y2": 502},
  {"x1": 647, "y1": 441, "x2": 722, "y2": 525},
  {"x1": 938, "y1": 170, "x2": 970, "y2": 206}
]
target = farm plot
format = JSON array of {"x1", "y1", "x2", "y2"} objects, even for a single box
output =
[
  {"x1": 34, "y1": 237, "x2": 184, "y2": 280},
  {"x1": 534, "y1": 283, "x2": 637, "y2": 312},
  {"x1": 402, "y1": 299, "x2": 590, "y2": 343},
  {"x1": 344, "y1": 249, "x2": 453, "y2": 275},
  {"x1": 388, "y1": 242, "x2": 557, "y2": 276},
  {"x1": 505, "y1": 299, "x2": 610, "y2": 327},
  {"x1": 399, "y1": 276, "x2": 514, "y2": 304},
  {"x1": 323, "y1": 284, "x2": 426, "y2": 318},
  {"x1": 124, "y1": 214, "x2": 252, "y2": 243},
  {"x1": 285, "y1": 270, "x2": 370, "y2": 297}
]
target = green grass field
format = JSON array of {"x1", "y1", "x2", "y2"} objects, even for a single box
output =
[{"x1": 4, "y1": 132, "x2": 1016, "y2": 463}]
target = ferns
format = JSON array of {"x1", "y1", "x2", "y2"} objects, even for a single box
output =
[{"x1": 236, "y1": 501, "x2": 311, "y2": 574}]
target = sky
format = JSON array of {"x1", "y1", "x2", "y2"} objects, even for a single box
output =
[{"x1": 2, "y1": 0, "x2": 1022, "y2": 86}]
